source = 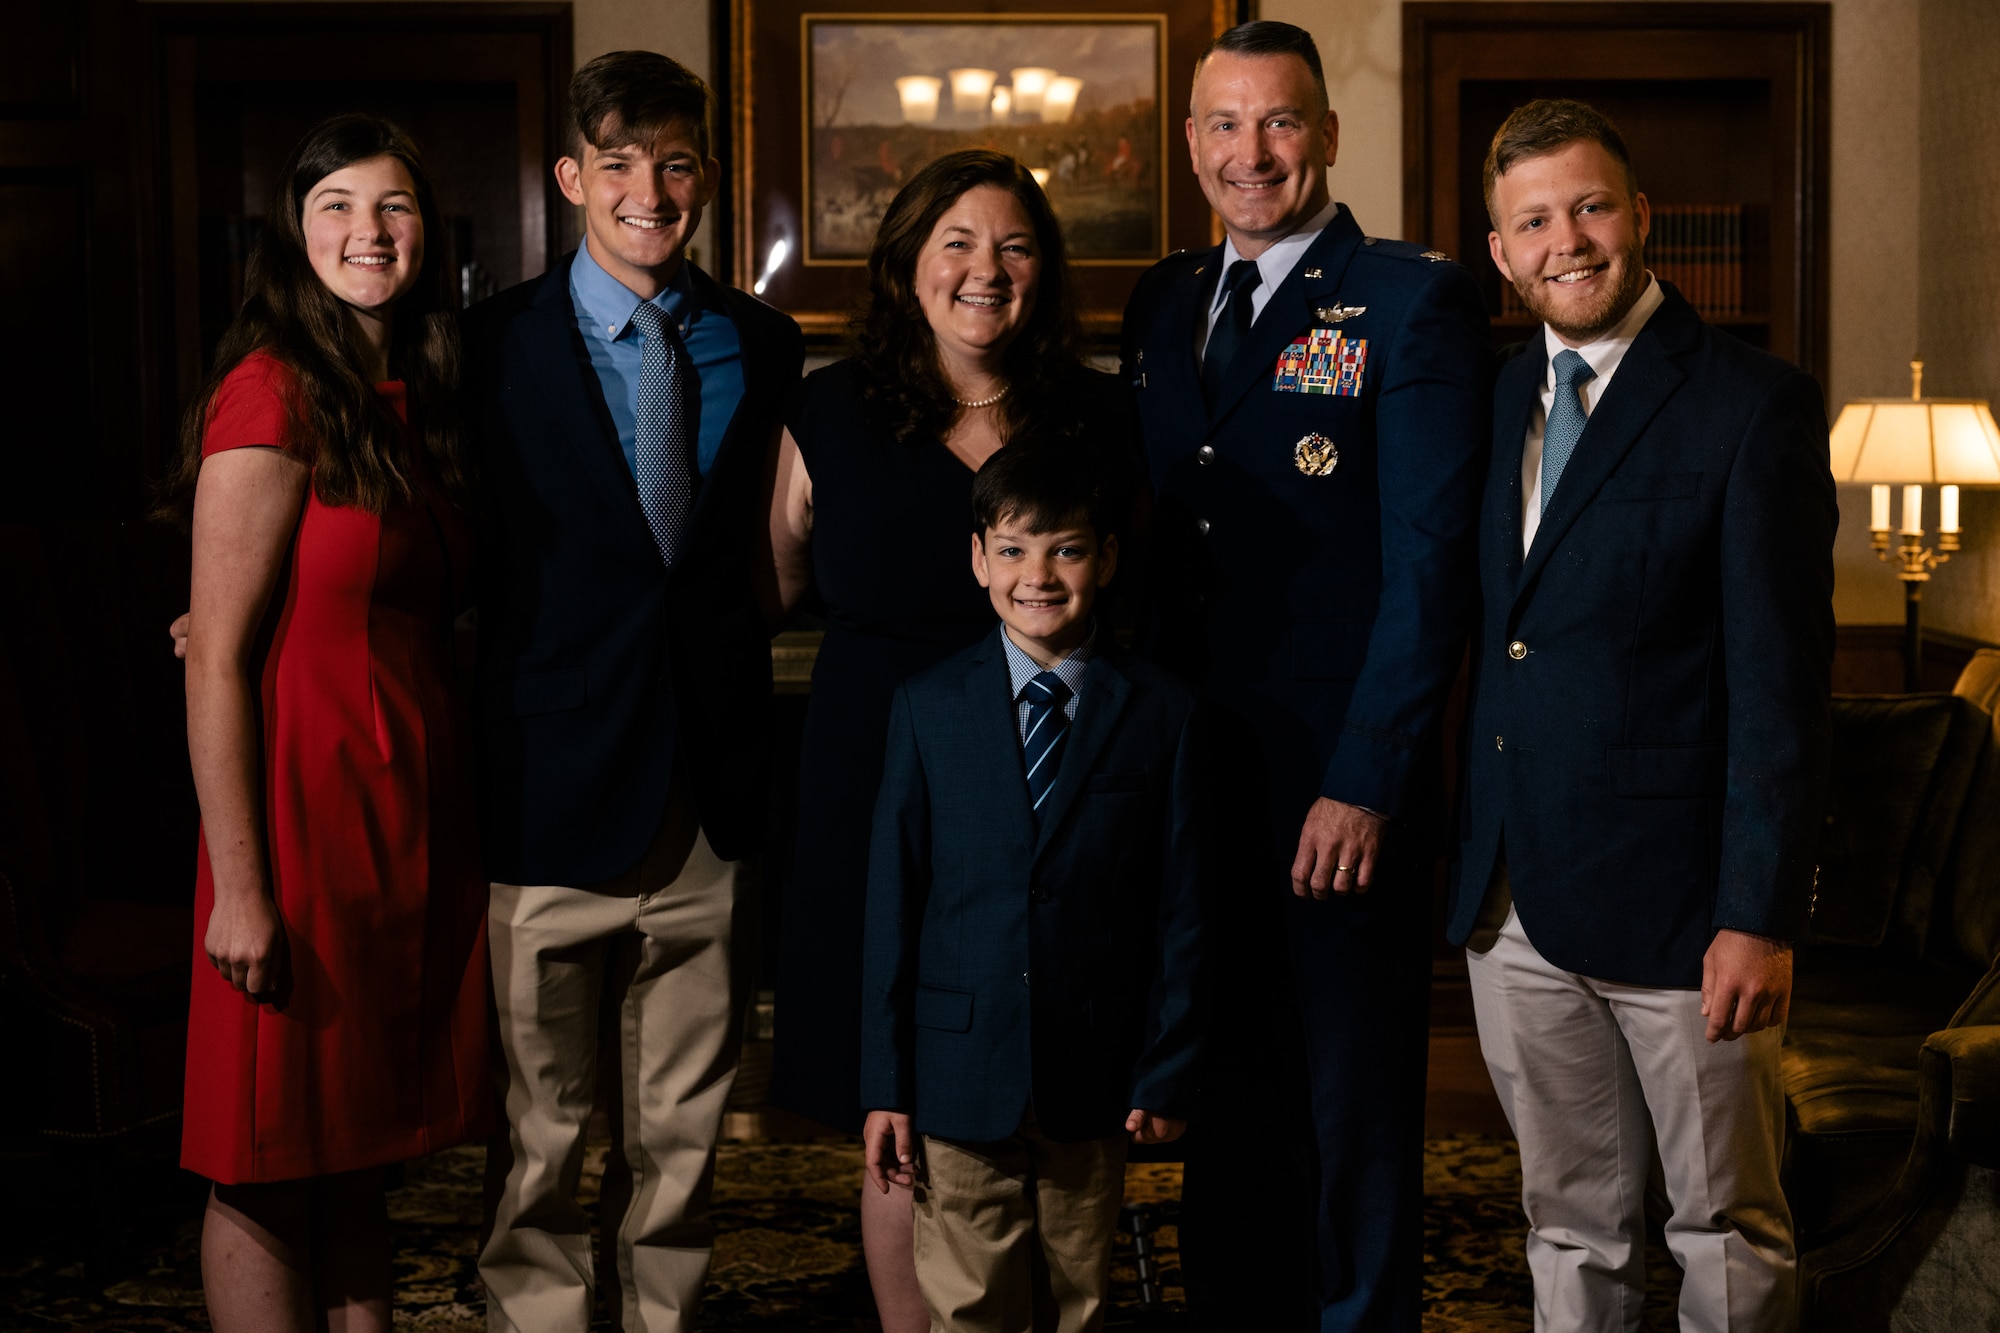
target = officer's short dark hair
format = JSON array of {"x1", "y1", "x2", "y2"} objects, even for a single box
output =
[
  {"x1": 568, "y1": 50, "x2": 713, "y2": 159},
  {"x1": 1195, "y1": 21, "x2": 1328, "y2": 115},
  {"x1": 971, "y1": 441, "x2": 1119, "y2": 545},
  {"x1": 1483, "y1": 98, "x2": 1638, "y2": 227}
]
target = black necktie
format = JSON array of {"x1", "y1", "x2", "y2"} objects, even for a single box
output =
[{"x1": 1202, "y1": 258, "x2": 1262, "y2": 408}]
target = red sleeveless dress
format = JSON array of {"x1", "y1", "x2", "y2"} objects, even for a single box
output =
[{"x1": 181, "y1": 352, "x2": 492, "y2": 1183}]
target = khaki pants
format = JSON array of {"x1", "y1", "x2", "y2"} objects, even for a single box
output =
[
  {"x1": 912, "y1": 1116, "x2": 1128, "y2": 1333},
  {"x1": 480, "y1": 796, "x2": 751, "y2": 1333},
  {"x1": 1466, "y1": 877, "x2": 1795, "y2": 1333}
]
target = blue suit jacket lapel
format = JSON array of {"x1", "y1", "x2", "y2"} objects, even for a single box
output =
[
  {"x1": 1208, "y1": 209, "x2": 1367, "y2": 426},
  {"x1": 965, "y1": 630, "x2": 1038, "y2": 861},
  {"x1": 1032, "y1": 655, "x2": 1133, "y2": 859},
  {"x1": 519, "y1": 258, "x2": 657, "y2": 563},
  {"x1": 1515, "y1": 306, "x2": 1691, "y2": 602},
  {"x1": 1492, "y1": 342, "x2": 1543, "y2": 589},
  {"x1": 679, "y1": 264, "x2": 753, "y2": 546}
]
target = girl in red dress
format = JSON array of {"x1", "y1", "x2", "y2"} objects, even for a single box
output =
[{"x1": 171, "y1": 114, "x2": 490, "y2": 1332}]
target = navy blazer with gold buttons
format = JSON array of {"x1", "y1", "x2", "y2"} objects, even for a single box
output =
[
  {"x1": 859, "y1": 625, "x2": 1210, "y2": 1144},
  {"x1": 1450, "y1": 282, "x2": 1837, "y2": 986},
  {"x1": 1120, "y1": 204, "x2": 1492, "y2": 843}
]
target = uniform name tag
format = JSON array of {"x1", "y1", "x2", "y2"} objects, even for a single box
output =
[{"x1": 1273, "y1": 330, "x2": 1368, "y2": 397}]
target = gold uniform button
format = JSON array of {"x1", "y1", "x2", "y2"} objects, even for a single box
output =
[
  {"x1": 1197, "y1": 445, "x2": 1216, "y2": 464},
  {"x1": 1507, "y1": 640, "x2": 1527, "y2": 660}
]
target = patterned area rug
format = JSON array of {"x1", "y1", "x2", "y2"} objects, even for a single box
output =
[{"x1": 0, "y1": 1136, "x2": 1681, "y2": 1330}]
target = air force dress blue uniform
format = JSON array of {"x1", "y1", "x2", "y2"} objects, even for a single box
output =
[{"x1": 1121, "y1": 203, "x2": 1491, "y2": 1330}]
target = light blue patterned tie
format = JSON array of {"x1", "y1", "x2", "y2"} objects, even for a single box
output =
[
  {"x1": 626, "y1": 300, "x2": 696, "y2": 568},
  {"x1": 1540, "y1": 349, "x2": 1597, "y2": 511},
  {"x1": 1021, "y1": 671, "x2": 1074, "y2": 819}
]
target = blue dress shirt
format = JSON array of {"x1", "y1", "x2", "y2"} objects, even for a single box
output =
[{"x1": 568, "y1": 238, "x2": 744, "y2": 479}]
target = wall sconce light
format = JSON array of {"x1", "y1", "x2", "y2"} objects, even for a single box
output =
[
  {"x1": 1041, "y1": 75, "x2": 1083, "y2": 123},
  {"x1": 1029, "y1": 167, "x2": 1050, "y2": 187},
  {"x1": 1830, "y1": 358, "x2": 2000, "y2": 688},
  {"x1": 991, "y1": 86, "x2": 1012, "y2": 118},
  {"x1": 895, "y1": 75, "x2": 942, "y2": 124},
  {"x1": 1010, "y1": 67, "x2": 1055, "y2": 116},
  {"x1": 948, "y1": 68, "x2": 998, "y2": 115}
]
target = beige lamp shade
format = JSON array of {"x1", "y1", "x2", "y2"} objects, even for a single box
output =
[
  {"x1": 895, "y1": 75, "x2": 942, "y2": 124},
  {"x1": 1829, "y1": 360, "x2": 2000, "y2": 485}
]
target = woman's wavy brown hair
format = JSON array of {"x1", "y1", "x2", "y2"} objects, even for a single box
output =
[
  {"x1": 162, "y1": 113, "x2": 468, "y2": 519},
  {"x1": 853, "y1": 149, "x2": 1087, "y2": 446}
]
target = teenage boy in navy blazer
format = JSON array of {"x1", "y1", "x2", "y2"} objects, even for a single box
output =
[
  {"x1": 860, "y1": 443, "x2": 1208, "y2": 1333},
  {"x1": 464, "y1": 52, "x2": 803, "y2": 1333},
  {"x1": 1454, "y1": 99, "x2": 1835, "y2": 1332}
]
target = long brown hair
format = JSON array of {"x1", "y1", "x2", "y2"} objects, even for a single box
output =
[
  {"x1": 163, "y1": 113, "x2": 468, "y2": 517},
  {"x1": 853, "y1": 150, "x2": 1086, "y2": 447}
]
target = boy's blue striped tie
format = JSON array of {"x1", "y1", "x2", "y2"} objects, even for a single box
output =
[{"x1": 1021, "y1": 671, "x2": 1073, "y2": 817}]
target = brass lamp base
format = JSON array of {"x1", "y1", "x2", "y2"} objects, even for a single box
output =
[{"x1": 1873, "y1": 529, "x2": 1960, "y2": 691}]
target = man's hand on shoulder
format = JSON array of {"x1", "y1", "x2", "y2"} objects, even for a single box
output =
[
  {"x1": 862, "y1": 1110, "x2": 916, "y2": 1193},
  {"x1": 1701, "y1": 929, "x2": 1793, "y2": 1043},
  {"x1": 1291, "y1": 797, "x2": 1386, "y2": 898}
]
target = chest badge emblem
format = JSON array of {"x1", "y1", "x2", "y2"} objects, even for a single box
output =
[
  {"x1": 1315, "y1": 304, "x2": 1367, "y2": 323},
  {"x1": 1294, "y1": 432, "x2": 1340, "y2": 477}
]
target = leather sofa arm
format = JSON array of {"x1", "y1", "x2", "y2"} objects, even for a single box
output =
[{"x1": 1919, "y1": 1025, "x2": 2000, "y2": 1168}]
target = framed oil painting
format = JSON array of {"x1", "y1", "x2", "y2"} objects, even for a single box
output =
[{"x1": 729, "y1": 0, "x2": 1237, "y2": 338}]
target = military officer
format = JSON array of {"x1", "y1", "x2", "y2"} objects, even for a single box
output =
[{"x1": 1120, "y1": 20, "x2": 1491, "y2": 1331}]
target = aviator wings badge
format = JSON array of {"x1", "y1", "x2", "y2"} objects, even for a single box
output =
[
  {"x1": 1315, "y1": 304, "x2": 1367, "y2": 323},
  {"x1": 1294, "y1": 432, "x2": 1339, "y2": 477}
]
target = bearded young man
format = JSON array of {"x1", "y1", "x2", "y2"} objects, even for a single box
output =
[{"x1": 1451, "y1": 98, "x2": 1835, "y2": 1332}]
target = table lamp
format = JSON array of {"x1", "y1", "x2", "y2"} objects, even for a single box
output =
[{"x1": 1829, "y1": 360, "x2": 2000, "y2": 689}]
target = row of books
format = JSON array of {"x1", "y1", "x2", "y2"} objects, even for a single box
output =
[{"x1": 1499, "y1": 203, "x2": 1766, "y2": 321}]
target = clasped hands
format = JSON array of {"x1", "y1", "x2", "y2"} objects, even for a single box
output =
[{"x1": 861, "y1": 1108, "x2": 1185, "y2": 1193}]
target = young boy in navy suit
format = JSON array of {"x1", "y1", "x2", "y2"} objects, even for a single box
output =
[{"x1": 860, "y1": 443, "x2": 1209, "y2": 1333}]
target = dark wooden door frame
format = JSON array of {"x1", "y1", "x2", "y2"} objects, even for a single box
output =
[
  {"x1": 139, "y1": 2, "x2": 573, "y2": 408},
  {"x1": 1401, "y1": 2, "x2": 1831, "y2": 386}
]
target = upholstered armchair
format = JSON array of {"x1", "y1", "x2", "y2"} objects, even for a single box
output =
[{"x1": 1788, "y1": 651, "x2": 2000, "y2": 1327}]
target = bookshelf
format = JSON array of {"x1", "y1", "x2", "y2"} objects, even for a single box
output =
[{"x1": 1402, "y1": 4, "x2": 1830, "y2": 382}]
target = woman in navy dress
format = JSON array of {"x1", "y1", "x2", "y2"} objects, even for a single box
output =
[{"x1": 765, "y1": 150, "x2": 1141, "y2": 1328}]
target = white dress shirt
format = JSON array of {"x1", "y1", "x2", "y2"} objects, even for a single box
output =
[
  {"x1": 1200, "y1": 196, "x2": 1344, "y2": 361},
  {"x1": 1520, "y1": 275, "x2": 1666, "y2": 554}
]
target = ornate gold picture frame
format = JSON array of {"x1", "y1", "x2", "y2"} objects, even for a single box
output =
[{"x1": 730, "y1": 0, "x2": 1236, "y2": 338}]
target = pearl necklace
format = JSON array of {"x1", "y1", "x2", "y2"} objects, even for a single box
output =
[{"x1": 953, "y1": 385, "x2": 1010, "y2": 409}]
